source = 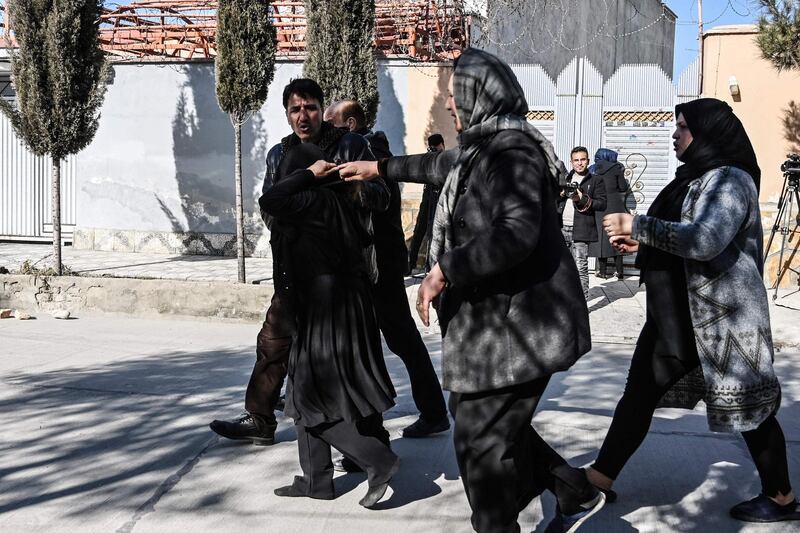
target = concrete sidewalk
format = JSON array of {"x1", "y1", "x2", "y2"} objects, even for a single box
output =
[
  {"x1": 3, "y1": 242, "x2": 800, "y2": 348},
  {"x1": 1, "y1": 315, "x2": 799, "y2": 532}
]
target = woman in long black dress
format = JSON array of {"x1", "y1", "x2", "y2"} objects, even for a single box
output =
[{"x1": 260, "y1": 143, "x2": 399, "y2": 509}]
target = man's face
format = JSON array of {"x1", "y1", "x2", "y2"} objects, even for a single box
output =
[
  {"x1": 446, "y1": 74, "x2": 463, "y2": 133},
  {"x1": 672, "y1": 112, "x2": 694, "y2": 160},
  {"x1": 286, "y1": 93, "x2": 322, "y2": 142},
  {"x1": 571, "y1": 151, "x2": 589, "y2": 175}
]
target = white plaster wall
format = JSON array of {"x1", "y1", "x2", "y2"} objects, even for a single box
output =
[{"x1": 76, "y1": 60, "x2": 411, "y2": 235}]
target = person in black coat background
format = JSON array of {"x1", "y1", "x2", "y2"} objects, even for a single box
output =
[
  {"x1": 588, "y1": 148, "x2": 628, "y2": 279},
  {"x1": 261, "y1": 143, "x2": 399, "y2": 508},
  {"x1": 407, "y1": 134, "x2": 446, "y2": 273}
]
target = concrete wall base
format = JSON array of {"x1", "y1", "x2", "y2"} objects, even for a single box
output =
[{"x1": 0, "y1": 274, "x2": 272, "y2": 322}]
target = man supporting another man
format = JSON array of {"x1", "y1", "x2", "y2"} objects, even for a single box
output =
[
  {"x1": 210, "y1": 82, "x2": 449, "y2": 447},
  {"x1": 209, "y1": 79, "x2": 389, "y2": 445}
]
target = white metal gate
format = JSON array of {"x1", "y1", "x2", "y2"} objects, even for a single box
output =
[
  {"x1": 602, "y1": 64, "x2": 679, "y2": 216},
  {"x1": 602, "y1": 120, "x2": 674, "y2": 215},
  {"x1": 0, "y1": 111, "x2": 77, "y2": 241}
]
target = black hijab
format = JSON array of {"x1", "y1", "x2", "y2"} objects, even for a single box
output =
[{"x1": 647, "y1": 98, "x2": 760, "y2": 223}]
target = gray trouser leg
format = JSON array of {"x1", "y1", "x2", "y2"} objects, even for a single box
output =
[{"x1": 572, "y1": 241, "x2": 589, "y2": 298}]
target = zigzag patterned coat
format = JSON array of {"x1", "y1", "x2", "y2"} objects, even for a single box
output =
[{"x1": 632, "y1": 165, "x2": 781, "y2": 433}]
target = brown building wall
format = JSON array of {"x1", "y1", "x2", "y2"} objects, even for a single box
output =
[
  {"x1": 702, "y1": 27, "x2": 800, "y2": 202},
  {"x1": 702, "y1": 26, "x2": 800, "y2": 287},
  {"x1": 399, "y1": 64, "x2": 458, "y2": 263}
]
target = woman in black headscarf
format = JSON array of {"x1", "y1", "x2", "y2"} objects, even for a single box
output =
[
  {"x1": 586, "y1": 98, "x2": 798, "y2": 523},
  {"x1": 260, "y1": 143, "x2": 399, "y2": 509},
  {"x1": 335, "y1": 48, "x2": 603, "y2": 533},
  {"x1": 588, "y1": 148, "x2": 628, "y2": 279}
]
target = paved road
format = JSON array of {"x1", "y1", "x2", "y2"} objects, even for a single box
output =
[{"x1": 1, "y1": 315, "x2": 799, "y2": 532}]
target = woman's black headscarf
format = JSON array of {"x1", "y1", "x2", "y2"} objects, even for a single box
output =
[{"x1": 647, "y1": 98, "x2": 760, "y2": 223}]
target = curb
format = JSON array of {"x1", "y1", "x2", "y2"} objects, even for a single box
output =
[{"x1": 0, "y1": 274, "x2": 272, "y2": 322}]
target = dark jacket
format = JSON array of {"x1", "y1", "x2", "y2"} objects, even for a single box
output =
[
  {"x1": 384, "y1": 130, "x2": 591, "y2": 393},
  {"x1": 588, "y1": 159, "x2": 628, "y2": 258},
  {"x1": 261, "y1": 123, "x2": 389, "y2": 294},
  {"x1": 360, "y1": 129, "x2": 408, "y2": 279},
  {"x1": 565, "y1": 170, "x2": 606, "y2": 243}
]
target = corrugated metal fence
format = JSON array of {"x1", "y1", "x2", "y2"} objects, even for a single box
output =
[
  {"x1": 512, "y1": 57, "x2": 700, "y2": 218},
  {"x1": 0, "y1": 111, "x2": 77, "y2": 241}
]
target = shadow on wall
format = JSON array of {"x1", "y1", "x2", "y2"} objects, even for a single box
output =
[
  {"x1": 376, "y1": 63, "x2": 406, "y2": 155},
  {"x1": 424, "y1": 65, "x2": 456, "y2": 149},
  {"x1": 158, "y1": 64, "x2": 269, "y2": 253},
  {"x1": 784, "y1": 101, "x2": 800, "y2": 154}
]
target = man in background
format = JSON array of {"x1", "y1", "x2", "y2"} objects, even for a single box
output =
[{"x1": 407, "y1": 134, "x2": 445, "y2": 275}]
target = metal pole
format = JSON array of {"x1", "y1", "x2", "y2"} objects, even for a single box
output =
[{"x1": 698, "y1": 0, "x2": 704, "y2": 94}]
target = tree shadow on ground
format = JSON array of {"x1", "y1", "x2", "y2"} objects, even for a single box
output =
[
  {"x1": 0, "y1": 339, "x2": 458, "y2": 519},
  {"x1": 587, "y1": 278, "x2": 643, "y2": 314},
  {"x1": 535, "y1": 345, "x2": 800, "y2": 532}
]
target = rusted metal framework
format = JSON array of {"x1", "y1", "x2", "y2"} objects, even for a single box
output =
[
  {"x1": 0, "y1": 0, "x2": 467, "y2": 61},
  {"x1": 0, "y1": 2, "x2": 11, "y2": 46}
]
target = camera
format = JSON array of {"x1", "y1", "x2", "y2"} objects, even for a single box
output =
[
  {"x1": 782, "y1": 154, "x2": 800, "y2": 176},
  {"x1": 560, "y1": 182, "x2": 579, "y2": 196}
]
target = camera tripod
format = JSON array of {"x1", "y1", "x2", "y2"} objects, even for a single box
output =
[{"x1": 763, "y1": 170, "x2": 800, "y2": 301}]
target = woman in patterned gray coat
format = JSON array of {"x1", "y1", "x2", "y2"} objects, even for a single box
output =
[{"x1": 587, "y1": 98, "x2": 798, "y2": 523}]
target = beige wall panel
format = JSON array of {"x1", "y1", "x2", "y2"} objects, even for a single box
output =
[{"x1": 703, "y1": 31, "x2": 800, "y2": 203}]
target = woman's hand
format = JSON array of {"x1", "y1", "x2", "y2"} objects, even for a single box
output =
[
  {"x1": 308, "y1": 160, "x2": 337, "y2": 178},
  {"x1": 603, "y1": 213, "x2": 634, "y2": 237},
  {"x1": 335, "y1": 161, "x2": 380, "y2": 182},
  {"x1": 610, "y1": 235, "x2": 639, "y2": 253},
  {"x1": 417, "y1": 263, "x2": 446, "y2": 327}
]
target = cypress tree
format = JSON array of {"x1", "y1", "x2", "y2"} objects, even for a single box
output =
[
  {"x1": 304, "y1": 0, "x2": 379, "y2": 127},
  {"x1": 756, "y1": 0, "x2": 800, "y2": 71},
  {"x1": 215, "y1": 0, "x2": 276, "y2": 283},
  {"x1": 0, "y1": 0, "x2": 108, "y2": 275}
]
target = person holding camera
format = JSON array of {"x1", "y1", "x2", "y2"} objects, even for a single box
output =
[{"x1": 560, "y1": 146, "x2": 607, "y2": 299}]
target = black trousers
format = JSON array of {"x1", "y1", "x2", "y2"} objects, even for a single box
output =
[
  {"x1": 291, "y1": 419, "x2": 399, "y2": 499},
  {"x1": 593, "y1": 333, "x2": 792, "y2": 497},
  {"x1": 245, "y1": 293, "x2": 294, "y2": 424},
  {"x1": 597, "y1": 256, "x2": 623, "y2": 277},
  {"x1": 450, "y1": 378, "x2": 596, "y2": 533},
  {"x1": 408, "y1": 186, "x2": 438, "y2": 270},
  {"x1": 371, "y1": 272, "x2": 447, "y2": 423}
]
